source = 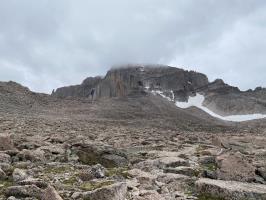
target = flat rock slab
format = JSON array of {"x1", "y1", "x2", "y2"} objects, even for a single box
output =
[
  {"x1": 83, "y1": 182, "x2": 127, "y2": 200},
  {"x1": 157, "y1": 157, "x2": 189, "y2": 168},
  {"x1": 196, "y1": 178, "x2": 266, "y2": 200}
]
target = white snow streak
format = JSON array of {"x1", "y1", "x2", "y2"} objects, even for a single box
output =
[{"x1": 152, "y1": 91, "x2": 266, "y2": 122}]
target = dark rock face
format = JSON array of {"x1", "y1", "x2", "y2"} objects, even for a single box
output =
[
  {"x1": 53, "y1": 76, "x2": 102, "y2": 98},
  {"x1": 53, "y1": 65, "x2": 209, "y2": 101},
  {"x1": 199, "y1": 79, "x2": 266, "y2": 116}
]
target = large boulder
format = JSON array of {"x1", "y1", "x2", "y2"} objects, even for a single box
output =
[
  {"x1": 196, "y1": 178, "x2": 266, "y2": 200},
  {"x1": 215, "y1": 152, "x2": 256, "y2": 182},
  {"x1": 16, "y1": 149, "x2": 45, "y2": 162},
  {"x1": 74, "y1": 142, "x2": 128, "y2": 168},
  {"x1": 83, "y1": 182, "x2": 127, "y2": 200},
  {"x1": 41, "y1": 185, "x2": 63, "y2": 200},
  {"x1": 5, "y1": 185, "x2": 43, "y2": 198}
]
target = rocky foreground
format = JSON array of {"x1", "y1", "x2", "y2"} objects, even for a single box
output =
[
  {"x1": 1, "y1": 118, "x2": 266, "y2": 200},
  {"x1": 1, "y1": 97, "x2": 266, "y2": 200}
]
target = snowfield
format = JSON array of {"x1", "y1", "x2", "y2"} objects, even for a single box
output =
[{"x1": 152, "y1": 91, "x2": 266, "y2": 122}]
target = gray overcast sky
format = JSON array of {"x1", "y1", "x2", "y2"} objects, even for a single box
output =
[{"x1": 0, "y1": 0, "x2": 266, "y2": 93}]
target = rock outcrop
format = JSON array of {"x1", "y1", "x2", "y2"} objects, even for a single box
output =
[
  {"x1": 52, "y1": 76, "x2": 102, "y2": 98},
  {"x1": 196, "y1": 178, "x2": 266, "y2": 200}
]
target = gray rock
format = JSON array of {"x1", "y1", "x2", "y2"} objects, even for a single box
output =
[
  {"x1": 157, "y1": 157, "x2": 189, "y2": 168},
  {"x1": 0, "y1": 168, "x2": 6, "y2": 180},
  {"x1": 71, "y1": 192, "x2": 83, "y2": 199},
  {"x1": 199, "y1": 156, "x2": 215, "y2": 165},
  {"x1": 18, "y1": 178, "x2": 48, "y2": 189},
  {"x1": 12, "y1": 168, "x2": 28, "y2": 182},
  {"x1": 0, "y1": 153, "x2": 11, "y2": 163},
  {"x1": 41, "y1": 185, "x2": 63, "y2": 200},
  {"x1": 7, "y1": 197, "x2": 19, "y2": 200},
  {"x1": 0, "y1": 134, "x2": 15, "y2": 151},
  {"x1": 257, "y1": 167, "x2": 266, "y2": 181},
  {"x1": 0, "y1": 163, "x2": 13, "y2": 175},
  {"x1": 83, "y1": 182, "x2": 127, "y2": 200},
  {"x1": 164, "y1": 166, "x2": 196, "y2": 177},
  {"x1": 17, "y1": 149, "x2": 45, "y2": 162},
  {"x1": 196, "y1": 178, "x2": 266, "y2": 200},
  {"x1": 79, "y1": 164, "x2": 106, "y2": 181},
  {"x1": 75, "y1": 142, "x2": 128, "y2": 168},
  {"x1": 5, "y1": 185, "x2": 43, "y2": 198},
  {"x1": 101, "y1": 154, "x2": 128, "y2": 168}
]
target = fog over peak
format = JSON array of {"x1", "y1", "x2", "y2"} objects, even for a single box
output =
[{"x1": 0, "y1": 0, "x2": 266, "y2": 93}]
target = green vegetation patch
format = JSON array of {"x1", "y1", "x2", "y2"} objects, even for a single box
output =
[
  {"x1": 106, "y1": 167, "x2": 129, "y2": 178},
  {"x1": 80, "y1": 180, "x2": 115, "y2": 191},
  {"x1": 44, "y1": 165, "x2": 73, "y2": 175},
  {"x1": 62, "y1": 175, "x2": 78, "y2": 186},
  {"x1": 198, "y1": 194, "x2": 224, "y2": 200},
  {"x1": 0, "y1": 179, "x2": 13, "y2": 194}
]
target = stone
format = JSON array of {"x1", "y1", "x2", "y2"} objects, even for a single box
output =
[
  {"x1": 75, "y1": 142, "x2": 128, "y2": 168},
  {"x1": 0, "y1": 168, "x2": 6, "y2": 180},
  {"x1": 0, "y1": 134, "x2": 15, "y2": 151},
  {"x1": 157, "y1": 173, "x2": 190, "y2": 184},
  {"x1": 0, "y1": 163, "x2": 13, "y2": 175},
  {"x1": 17, "y1": 149, "x2": 45, "y2": 162},
  {"x1": 90, "y1": 164, "x2": 106, "y2": 178},
  {"x1": 127, "y1": 169, "x2": 157, "y2": 185},
  {"x1": 12, "y1": 168, "x2": 28, "y2": 182},
  {"x1": 71, "y1": 192, "x2": 83, "y2": 199},
  {"x1": 199, "y1": 156, "x2": 215, "y2": 165},
  {"x1": 216, "y1": 152, "x2": 256, "y2": 182},
  {"x1": 101, "y1": 154, "x2": 128, "y2": 168},
  {"x1": 41, "y1": 185, "x2": 63, "y2": 200},
  {"x1": 7, "y1": 197, "x2": 19, "y2": 200},
  {"x1": 157, "y1": 157, "x2": 189, "y2": 168},
  {"x1": 0, "y1": 153, "x2": 11, "y2": 163},
  {"x1": 83, "y1": 182, "x2": 127, "y2": 200},
  {"x1": 79, "y1": 164, "x2": 106, "y2": 181},
  {"x1": 257, "y1": 167, "x2": 266, "y2": 181},
  {"x1": 18, "y1": 178, "x2": 48, "y2": 189},
  {"x1": 137, "y1": 190, "x2": 165, "y2": 200},
  {"x1": 196, "y1": 178, "x2": 266, "y2": 200},
  {"x1": 164, "y1": 166, "x2": 196, "y2": 177},
  {"x1": 5, "y1": 185, "x2": 43, "y2": 198},
  {"x1": 201, "y1": 170, "x2": 217, "y2": 179}
]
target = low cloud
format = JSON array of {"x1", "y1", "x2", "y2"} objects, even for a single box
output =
[{"x1": 0, "y1": 0, "x2": 266, "y2": 93}]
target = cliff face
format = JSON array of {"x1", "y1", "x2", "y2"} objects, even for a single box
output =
[
  {"x1": 52, "y1": 65, "x2": 266, "y2": 116},
  {"x1": 52, "y1": 65, "x2": 209, "y2": 100}
]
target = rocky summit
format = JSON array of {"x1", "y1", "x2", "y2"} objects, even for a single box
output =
[{"x1": 1, "y1": 65, "x2": 266, "y2": 200}]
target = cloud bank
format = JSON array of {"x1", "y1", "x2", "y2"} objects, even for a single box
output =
[{"x1": 0, "y1": 0, "x2": 266, "y2": 93}]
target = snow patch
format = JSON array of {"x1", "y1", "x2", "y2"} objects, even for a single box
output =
[
  {"x1": 152, "y1": 91, "x2": 266, "y2": 122},
  {"x1": 151, "y1": 90, "x2": 174, "y2": 102}
]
